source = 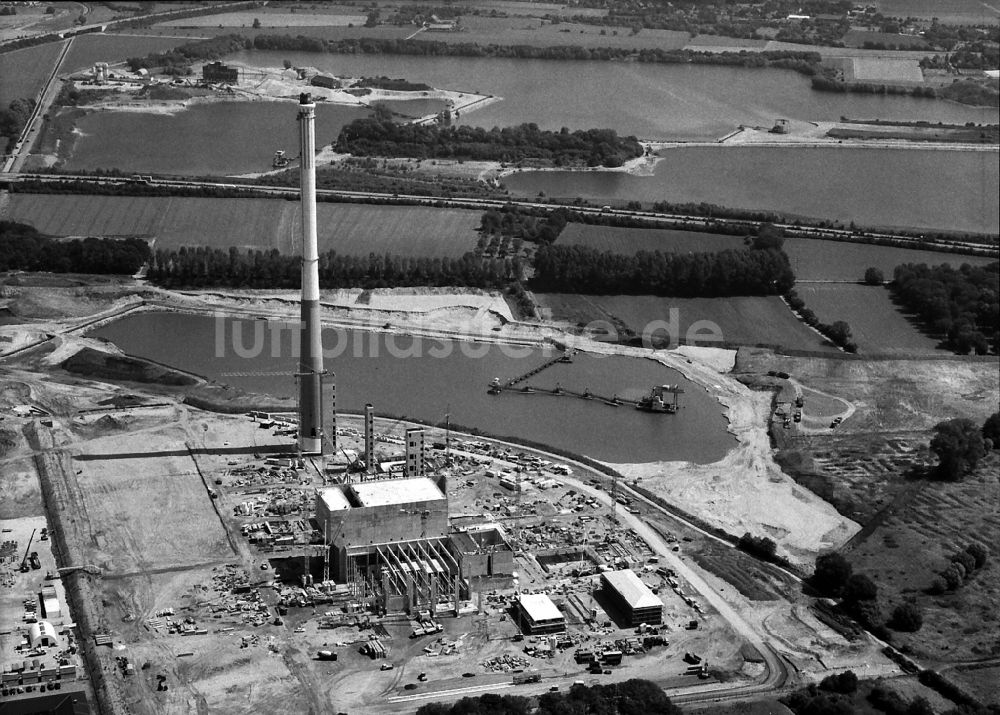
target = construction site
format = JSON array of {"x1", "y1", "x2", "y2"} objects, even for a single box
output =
[{"x1": 5, "y1": 91, "x2": 975, "y2": 715}]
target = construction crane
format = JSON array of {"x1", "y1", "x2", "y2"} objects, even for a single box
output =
[{"x1": 19, "y1": 528, "x2": 36, "y2": 573}]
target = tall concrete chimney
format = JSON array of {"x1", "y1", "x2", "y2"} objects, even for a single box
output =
[{"x1": 297, "y1": 93, "x2": 324, "y2": 455}]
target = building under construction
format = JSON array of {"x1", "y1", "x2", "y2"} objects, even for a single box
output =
[
  {"x1": 315, "y1": 476, "x2": 513, "y2": 615},
  {"x1": 316, "y1": 476, "x2": 461, "y2": 614}
]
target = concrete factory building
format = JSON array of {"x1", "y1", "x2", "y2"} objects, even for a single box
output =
[
  {"x1": 316, "y1": 476, "x2": 464, "y2": 614},
  {"x1": 601, "y1": 569, "x2": 663, "y2": 626},
  {"x1": 448, "y1": 524, "x2": 514, "y2": 578},
  {"x1": 515, "y1": 593, "x2": 566, "y2": 634}
]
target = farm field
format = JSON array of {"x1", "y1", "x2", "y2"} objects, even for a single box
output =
[
  {"x1": 794, "y1": 283, "x2": 943, "y2": 355},
  {"x1": 158, "y1": 11, "x2": 368, "y2": 28},
  {"x1": 874, "y1": 0, "x2": 1000, "y2": 24},
  {"x1": 554, "y1": 224, "x2": 997, "y2": 281},
  {"x1": 61, "y1": 33, "x2": 191, "y2": 74},
  {"x1": 841, "y1": 30, "x2": 931, "y2": 50},
  {"x1": 0, "y1": 41, "x2": 64, "y2": 105},
  {"x1": 535, "y1": 293, "x2": 837, "y2": 352},
  {"x1": 5, "y1": 194, "x2": 481, "y2": 256}
]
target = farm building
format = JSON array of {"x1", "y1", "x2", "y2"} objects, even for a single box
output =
[
  {"x1": 601, "y1": 569, "x2": 663, "y2": 626},
  {"x1": 514, "y1": 593, "x2": 566, "y2": 634},
  {"x1": 203, "y1": 62, "x2": 238, "y2": 84}
]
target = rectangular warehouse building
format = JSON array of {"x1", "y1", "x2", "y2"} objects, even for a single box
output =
[
  {"x1": 515, "y1": 593, "x2": 565, "y2": 634},
  {"x1": 601, "y1": 569, "x2": 663, "y2": 626}
]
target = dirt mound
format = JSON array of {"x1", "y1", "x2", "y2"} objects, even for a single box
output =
[
  {"x1": 94, "y1": 415, "x2": 125, "y2": 431},
  {"x1": 61, "y1": 347, "x2": 197, "y2": 386}
]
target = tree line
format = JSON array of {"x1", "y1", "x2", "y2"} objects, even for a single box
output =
[
  {"x1": 0, "y1": 221, "x2": 149, "y2": 274},
  {"x1": 247, "y1": 33, "x2": 821, "y2": 73},
  {"x1": 890, "y1": 261, "x2": 999, "y2": 354},
  {"x1": 146, "y1": 247, "x2": 520, "y2": 290},
  {"x1": 126, "y1": 34, "x2": 249, "y2": 73},
  {"x1": 0, "y1": 98, "x2": 36, "y2": 148},
  {"x1": 336, "y1": 113, "x2": 643, "y2": 167},
  {"x1": 416, "y1": 678, "x2": 681, "y2": 715},
  {"x1": 530, "y1": 243, "x2": 795, "y2": 296}
]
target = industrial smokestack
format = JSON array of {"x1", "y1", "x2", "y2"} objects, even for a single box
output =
[{"x1": 297, "y1": 93, "x2": 324, "y2": 455}]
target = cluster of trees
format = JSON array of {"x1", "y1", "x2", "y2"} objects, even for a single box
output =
[
  {"x1": 11, "y1": 177, "x2": 269, "y2": 200},
  {"x1": 782, "y1": 669, "x2": 859, "y2": 715},
  {"x1": 811, "y1": 553, "x2": 922, "y2": 636},
  {"x1": 126, "y1": 34, "x2": 249, "y2": 72},
  {"x1": 0, "y1": 97, "x2": 35, "y2": 146},
  {"x1": 505, "y1": 282, "x2": 536, "y2": 320},
  {"x1": 479, "y1": 206, "x2": 568, "y2": 244},
  {"x1": 867, "y1": 683, "x2": 936, "y2": 715},
  {"x1": 336, "y1": 114, "x2": 642, "y2": 167},
  {"x1": 551, "y1": 0, "x2": 850, "y2": 43},
  {"x1": 0, "y1": 221, "x2": 150, "y2": 275},
  {"x1": 891, "y1": 262, "x2": 999, "y2": 354},
  {"x1": 929, "y1": 542, "x2": 990, "y2": 594},
  {"x1": 737, "y1": 532, "x2": 778, "y2": 561},
  {"x1": 416, "y1": 679, "x2": 681, "y2": 715},
  {"x1": 812, "y1": 75, "x2": 940, "y2": 98},
  {"x1": 786, "y1": 289, "x2": 857, "y2": 351},
  {"x1": 930, "y1": 417, "x2": 990, "y2": 481},
  {"x1": 355, "y1": 76, "x2": 433, "y2": 91},
  {"x1": 146, "y1": 247, "x2": 519, "y2": 290},
  {"x1": 531, "y1": 244, "x2": 795, "y2": 296}
]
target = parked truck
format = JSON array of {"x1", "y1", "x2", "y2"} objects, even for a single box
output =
[{"x1": 513, "y1": 672, "x2": 541, "y2": 685}]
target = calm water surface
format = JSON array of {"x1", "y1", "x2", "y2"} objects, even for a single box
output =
[
  {"x1": 64, "y1": 101, "x2": 367, "y2": 175},
  {"x1": 505, "y1": 146, "x2": 1000, "y2": 234},
  {"x1": 91, "y1": 312, "x2": 734, "y2": 464},
  {"x1": 228, "y1": 51, "x2": 1000, "y2": 139}
]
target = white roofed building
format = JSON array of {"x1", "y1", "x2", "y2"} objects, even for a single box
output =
[
  {"x1": 601, "y1": 569, "x2": 663, "y2": 626},
  {"x1": 29, "y1": 621, "x2": 58, "y2": 648},
  {"x1": 515, "y1": 593, "x2": 565, "y2": 634}
]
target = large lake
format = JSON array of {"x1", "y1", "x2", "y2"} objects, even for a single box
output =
[
  {"x1": 505, "y1": 146, "x2": 1000, "y2": 234},
  {"x1": 90, "y1": 312, "x2": 734, "y2": 465},
  {"x1": 62, "y1": 101, "x2": 367, "y2": 175},
  {"x1": 227, "y1": 51, "x2": 999, "y2": 139}
]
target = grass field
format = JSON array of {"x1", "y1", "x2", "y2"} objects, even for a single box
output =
[
  {"x1": 536, "y1": 293, "x2": 837, "y2": 351},
  {"x1": 847, "y1": 456, "x2": 1000, "y2": 668},
  {"x1": 0, "y1": 41, "x2": 64, "y2": 104},
  {"x1": 794, "y1": 283, "x2": 943, "y2": 355},
  {"x1": 6, "y1": 194, "x2": 481, "y2": 256},
  {"x1": 61, "y1": 33, "x2": 190, "y2": 73}
]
